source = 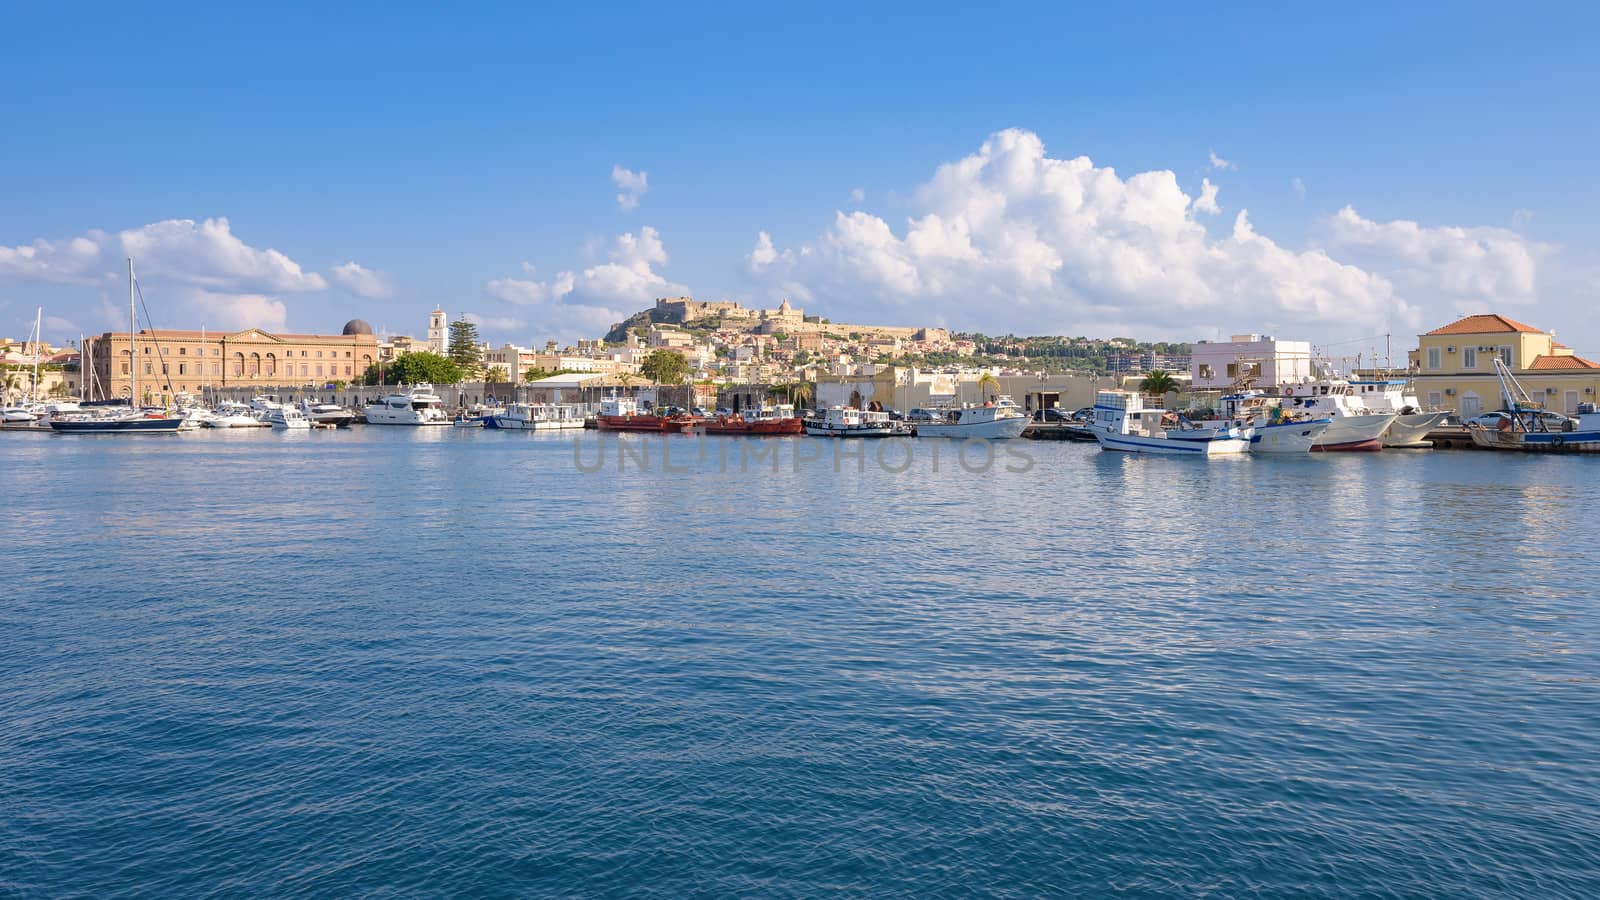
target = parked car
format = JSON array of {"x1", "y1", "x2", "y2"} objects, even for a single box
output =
[
  {"x1": 1032, "y1": 408, "x2": 1075, "y2": 423},
  {"x1": 1467, "y1": 410, "x2": 1572, "y2": 430}
]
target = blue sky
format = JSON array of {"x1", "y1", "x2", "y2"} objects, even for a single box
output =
[{"x1": 3, "y1": 2, "x2": 1596, "y2": 357}]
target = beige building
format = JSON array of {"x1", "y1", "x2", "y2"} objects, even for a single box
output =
[
  {"x1": 85, "y1": 320, "x2": 381, "y2": 403},
  {"x1": 1409, "y1": 314, "x2": 1600, "y2": 416}
]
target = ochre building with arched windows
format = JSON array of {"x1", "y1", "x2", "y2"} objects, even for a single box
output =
[{"x1": 84, "y1": 323, "x2": 380, "y2": 403}]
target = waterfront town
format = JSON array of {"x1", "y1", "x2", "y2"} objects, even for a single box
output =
[{"x1": 5, "y1": 294, "x2": 1600, "y2": 451}]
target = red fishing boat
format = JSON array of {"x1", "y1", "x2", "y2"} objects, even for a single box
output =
[
  {"x1": 594, "y1": 395, "x2": 698, "y2": 432},
  {"x1": 700, "y1": 403, "x2": 805, "y2": 435}
]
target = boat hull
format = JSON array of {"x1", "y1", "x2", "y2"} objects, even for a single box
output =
[
  {"x1": 1469, "y1": 427, "x2": 1600, "y2": 453},
  {"x1": 596, "y1": 415, "x2": 696, "y2": 433},
  {"x1": 915, "y1": 416, "x2": 1029, "y2": 439},
  {"x1": 49, "y1": 417, "x2": 185, "y2": 434},
  {"x1": 1383, "y1": 412, "x2": 1448, "y2": 447},
  {"x1": 802, "y1": 423, "x2": 898, "y2": 437},
  {"x1": 363, "y1": 410, "x2": 451, "y2": 425},
  {"x1": 1249, "y1": 419, "x2": 1332, "y2": 453},
  {"x1": 1311, "y1": 413, "x2": 1395, "y2": 452},
  {"x1": 701, "y1": 417, "x2": 805, "y2": 435},
  {"x1": 1093, "y1": 429, "x2": 1250, "y2": 455}
]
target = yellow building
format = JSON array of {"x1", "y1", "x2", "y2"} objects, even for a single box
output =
[
  {"x1": 1410, "y1": 314, "x2": 1600, "y2": 416},
  {"x1": 85, "y1": 320, "x2": 380, "y2": 403}
]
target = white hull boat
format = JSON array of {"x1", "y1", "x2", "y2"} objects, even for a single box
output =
[
  {"x1": 804, "y1": 406, "x2": 901, "y2": 437},
  {"x1": 1092, "y1": 391, "x2": 1251, "y2": 455},
  {"x1": 1384, "y1": 412, "x2": 1449, "y2": 448},
  {"x1": 914, "y1": 396, "x2": 1029, "y2": 439},
  {"x1": 364, "y1": 384, "x2": 451, "y2": 425}
]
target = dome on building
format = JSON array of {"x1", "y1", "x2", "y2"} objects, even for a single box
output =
[{"x1": 341, "y1": 319, "x2": 374, "y2": 336}]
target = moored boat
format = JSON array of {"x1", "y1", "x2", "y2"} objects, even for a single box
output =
[
  {"x1": 701, "y1": 403, "x2": 804, "y2": 435},
  {"x1": 1468, "y1": 359, "x2": 1600, "y2": 453},
  {"x1": 300, "y1": 398, "x2": 356, "y2": 428},
  {"x1": 364, "y1": 384, "x2": 451, "y2": 425},
  {"x1": 803, "y1": 406, "x2": 901, "y2": 437},
  {"x1": 1091, "y1": 391, "x2": 1251, "y2": 455},
  {"x1": 1279, "y1": 379, "x2": 1396, "y2": 451},
  {"x1": 594, "y1": 395, "x2": 697, "y2": 432},
  {"x1": 1350, "y1": 378, "x2": 1449, "y2": 447},
  {"x1": 913, "y1": 395, "x2": 1028, "y2": 439}
]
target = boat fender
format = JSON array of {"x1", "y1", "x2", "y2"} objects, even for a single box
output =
[{"x1": 1552, "y1": 435, "x2": 1564, "y2": 447}]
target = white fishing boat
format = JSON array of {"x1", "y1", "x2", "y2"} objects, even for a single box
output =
[
  {"x1": 913, "y1": 395, "x2": 1029, "y2": 439},
  {"x1": 1091, "y1": 391, "x2": 1251, "y2": 455},
  {"x1": 363, "y1": 384, "x2": 451, "y2": 425},
  {"x1": 803, "y1": 406, "x2": 901, "y2": 437},
  {"x1": 1278, "y1": 379, "x2": 1397, "y2": 451},
  {"x1": 486, "y1": 402, "x2": 588, "y2": 430},
  {"x1": 1349, "y1": 378, "x2": 1449, "y2": 447},
  {"x1": 1208, "y1": 391, "x2": 1332, "y2": 453}
]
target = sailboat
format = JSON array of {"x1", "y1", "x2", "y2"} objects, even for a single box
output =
[{"x1": 50, "y1": 260, "x2": 186, "y2": 434}]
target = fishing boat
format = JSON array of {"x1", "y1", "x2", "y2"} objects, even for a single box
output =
[
  {"x1": 594, "y1": 395, "x2": 697, "y2": 432},
  {"x1": 1091, "y1": 390, "x2": 1251, "y2": 455},
  {"x1": 802, "y1": 406, "x2": 900, "y2": 437},
  {"x1": 1208, "y1": 391, "x2": 1332, "y2": 453},
  {"x1": 364, "y1": 384, "x2": 451, "y2": 425},
  {"x1": 913, "y1": 395, "x2": 1029, "y2": 439},
  {"x1": 1349, "y1": 378, "x2": 1450, "y2": 447},
  {"x1": 49, "y1": 260, "x2": 184, "y2": 434},
  {"x1": 701, "y1": 403, "x2": 805, "y2": 435},
  {"x1": 1278, "y1": 379, "x2": 1396, "y2": 451},
  {"x1": 485, "y1": 402, "x2": 588, "y2": 430},
  {"x1": 1468, "y1": 359, "x2": 1600, "y2": 453}
]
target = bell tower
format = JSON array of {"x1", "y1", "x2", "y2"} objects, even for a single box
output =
[{"x1": 427, "y1": 307, "x2": 447, "y2": 354}]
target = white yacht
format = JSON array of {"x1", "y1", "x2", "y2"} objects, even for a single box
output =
[
  {"x1": 1091, "y1": 391, "x2": 1251, "y2": 455},
  {"x1": 205, "y1": 401, "x2": 269, "y2": 428},
  {"x1": 249, "y1": 395, "x2": 284, "y2": 414},
  {"x1": 1278, "y1": 379, "x2": 1398, "y2": 451},
  {"x1": 268, "y1": 405, "x2": 312, "y2": 429},
  {"x1": 1348, "y1": 378, "x2": 1449, "y2": 447},
  {"x1": 364, "y1": 384, "x2": 451, "y2": 425},
  {"x1": 914, "y1": 395, "x2": 1029, "y2": 439},
  {"x1": 300, "y1": 398, "x2": 355, "y2": 428},
  {"x1": 803, "y1": 406, "x2": 900, "y2": 437}
]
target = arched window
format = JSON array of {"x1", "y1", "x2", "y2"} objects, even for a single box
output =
[
  {"x1": 233, "y1": 352, "x2": 245, "y2": 377},
  {"x1": 249, "y1": 353, "x2": 261, "y2": 377},
  {"x1": 120, "y1": 349, "x2": 132, "y2": 375},
  {"x1": 265, "y1": 353, "x2": 277, "y2": 376}
]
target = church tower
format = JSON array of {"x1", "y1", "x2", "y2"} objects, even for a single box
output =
[{"x1": 427, "y1": 307, "x2": 447, "y2": 354}]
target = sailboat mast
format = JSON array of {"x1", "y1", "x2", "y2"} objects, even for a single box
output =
[
  {"x1": 128, "y1": 258, "x2": 137, "y2": 407},
  {"x1": 31, "y1": 306, "x2": 42, "y2": 404}
]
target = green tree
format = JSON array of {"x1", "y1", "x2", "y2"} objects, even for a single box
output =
[
  {"x1": 447, "y1": 316, "x2": 482, "y2": 378},
  {"x1": 641, "y1": 349, "x2": 689, "y2": 385},
  {"x1": 976, "y1": 372, "x2": 1000, "y2": 403},
  {"x1": 1140, "y1": 369, "x2": 1178, "y2": 396},
  {"x1": 485, "y1": 366, "x2": 510, "y2": 383},
  {"x1": 790, "y1": 381, "x2": 814, "y2": 410},
  {"x1": 364, "y1": 351, "x2": 463, "y2": 385}
]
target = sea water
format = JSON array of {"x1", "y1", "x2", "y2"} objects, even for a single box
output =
[{"x1": 2, "y1": 429, "x2": 1596, "y2": 896}]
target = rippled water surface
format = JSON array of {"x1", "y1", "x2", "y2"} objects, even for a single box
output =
[{"x1": 3, "y1": 428, "x2": 1598, "y2": 896}]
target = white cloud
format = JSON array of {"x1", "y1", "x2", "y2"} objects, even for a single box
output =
[
  {"x1": 1291, "y1": 177, "x2": 1307, "y2": 200},
  {"x1": 328, "y1": 261, "x2": 391, "y2": 298},
  {"x1": 748, "y1": 230, "x2": 792, "y2": 273},
  {"x1": 461, "y1": 312, "x2": 525, "y2": 335},
  {"x1": 1208, "y1": 149, "x2": 1236, "y2": 171},
  {"x1": 1327, "y1": 205, "x2": 1548, "y2": 306},
  {"x1": 0, "y1": 217, "x2": 327, "y2": 294},
  {"x1": 483, "y1": 226, "x2": 686, "y2": 342},
  {"x1": 1193, "y1": 177, "x2": 1221, "y2": 215},
  {"x1": 612, "y1": 165, "x2": 649, "y2": 212},
  {"x1": 850, "y1": 187, "x2": 866, "y2": 203},
  {"x1": 751, "y1": 128, "x2": 1412, "y2": 338},
  {"x1": 186, "y1": 289, "x2": 289, "y2": 332}
]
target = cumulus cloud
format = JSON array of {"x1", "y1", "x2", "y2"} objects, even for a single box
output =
[
  {"x1": 1208, "y1": 149, "x2": 1236, "y2": 171},
  {"x1": 612, "y1": 165, "x2": 649, "y2": 212},
  {"x1": 748, "y1": 230, "x2": 793, "y2": 273},
  {"x1": 1327, "y1": 205, "x2": 1548, "y2": 307},
  {"x1": 750, "y1": 128, "x2": 1413, "y2": 337},
  {"x1": 0, "y1": 234, "x2": 105, "y2": 285},
  {"x1": 328, "y1": 261, "x2": 391, "y2": 298},
  {"x1": 483, "y1": 226, "x2": 686, "y2": 342},
  {"x1": 186, "y1": 289, "x2": 289, "y2": 332}
]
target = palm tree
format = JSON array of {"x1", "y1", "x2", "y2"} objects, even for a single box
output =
[
  {"x1": 1140, "y1": 369, "x2": 1178, "y2": 398},
  {"x1": 790, "y1": 381, "x2": 814, "y2": 410},
  {"x1": 976, "y1": 372, "x2": 1000, "y2": 405}
]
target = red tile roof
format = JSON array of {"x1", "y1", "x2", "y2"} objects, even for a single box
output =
[
  {"x1": 1527, "y1": 354, "x2": 1600, "y2": 370},
  {"x1": 1425, "y1": 314, "x2": 1543, "y2": 336}
]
